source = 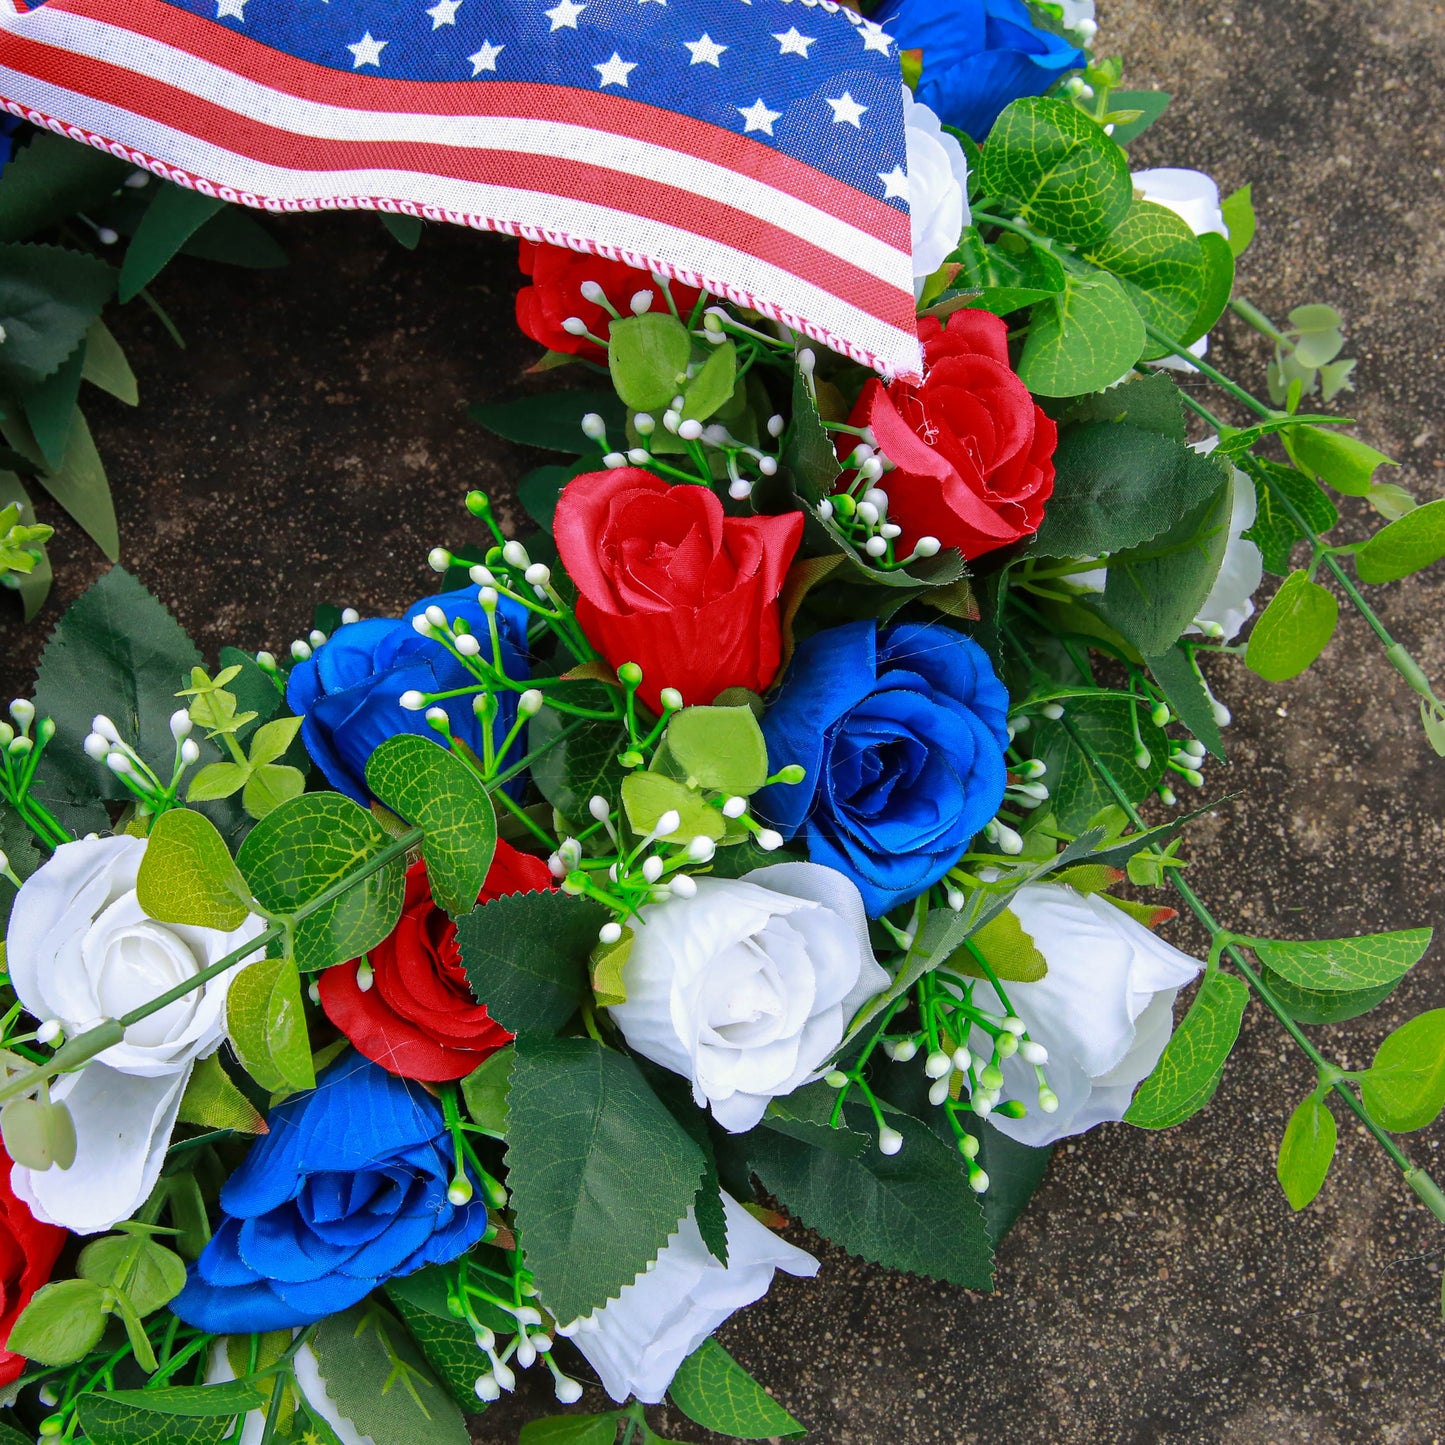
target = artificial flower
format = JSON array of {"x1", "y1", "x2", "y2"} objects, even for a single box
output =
[
  {"x1": 845, "y1": 309, "x2": 1057, "y2": 559},
  {"x1": 558, "y1": 1194, "x2": 819, "y2": 1403},
  {"x1": 891, "y1": 0, "x2": 1086, "y2": 139},
  {"x1": 318, "y1": 845, "x2": 551, "y2": 1082},
  {"x1": 515, "y1": 241, "x2": 703, "y2": 361},
  {"x1": 756, "y1": 621, "x2": 1009, "y2": 917},
  {"x1": 6, "y1": 835, "x2": 263, "y2": 1234},
  {"x1": 287, "y1": 587, "x2": 529, "y2": 805},
  {"x1": 0, "y1": 1150, "x2": 67, "y2": 1387},
  {"x1": 1132, "y1": 168, "x2": 1230, "y2": 369},
  {"x1": 609, "y1": 862, "x2": 888, "y2": 1132},
  {"x1": 173, "y1": 1054, "x2": 489, "y2": 1332},
  {"x1": 553, "y1": 468, "x2": 804, "y2": 714},
  {"x1": 969, "y1": 882, "x2": 1203, "y2": 1146},
  {"x1": 903, "y1": 87, "x2": 972, "y2": 288}
]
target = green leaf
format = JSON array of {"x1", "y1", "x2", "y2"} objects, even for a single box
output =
[
  {"x1": 0, "y1": 132, "x2": 131, "y2": 242},
  {"x1": 22, "y1": 337, "x2": 86, "y2": 469},
  {"x1": 1097, "y1": 470, "x2": 1233, "y2": 656},
  {"x1": 1285, "y1": 426, "x2": 1395, "y2": 497},
  {"x1": 761, "y1": 1083, "x2": 869, "y2": 1158},
  {"x1": 1086, "y1": 197, "x2": 1207, "y2": 349},
  {"x1": 82, "y1": 318, "x2": 140, "y2": 405},
  {"x1": 1354, "y1": 497, "x2": 1445, "y2": 583},
  {"x1": 76, "y1": 1397, "x2": 232, "y2": 1445},
  {"x1": 682, "y1": 339, "x2": 737, "y2": 421},
  {"x1": 467, "y1": 390, "x2": 624, "y2": 453},
  {"x1": 1017, "y1": 271, "x2": 1146, "y2": 396},
  {"x1": 311, "y1": 1305, "x2": 468, "y2": 1445},
  {"x1": 241, "y1": 763, "x2": 305, "y2": 820},
  {"x1": 227, "y1": 953, "x2": 315, "y2": 1094},
  {"x1": 607, "y1": 313, "x2": 691, "y2": 411},
  {"x1": 1180, "y1": 231, "x2": 1235, "y2": 348},
  {"x1": 1360, "y1": 1011, "x2": 1445, "y2": 1132},
  {"x1": 0, "y1": 469, "x2": 52, "y2": 621},
  {"x1": 236, "y1": 792, "x2": 405, "y2": 973},
  {"x1": 1276, "y1": 1095, "x2": 1337, "y2": 1210},
  {"x1": 385, "y1": 1292, "x2": 489, "y2": 1410},
  {"x1": 246, "y1": 715, "x2": 303, "y2": 765},
  {"x1": 977, "y1": 97, "x2": 1133, "y2": 248},
  {"x1": 0, "y1": 242, "x2": 116, "y2": 388},
  {"x1": 1220, "y1": 184, "x2": 1256, "y2": 257},
  {"x1": 29, "y1": 406, "x2": 119, "y2": 560},
  {"x1": 1045, "y1": 370, "x2": 1185, "y2": 442},
  {"x1": 1144, "y1": 645, "x2": 1225, "y2": 760},
  {"x1": 664, "y1": 705, "x2": 769, "y2": 795},
  {"x1": 1126, "y1": 971, "x2": 1249, "y2": 1128},
  {"x1": 180, "y1": 207, "x2": 288, "y2": 269},
  {"x1": 459, "y1": 1046, "x2": 512, "y2": 1135},
  {"x1": 518, "y1": 1418, "x2": 622, "y2": 1445},
  {"x1": 1251, "y1": 928, "x2": 1430, "y2": 992},
  {"x1": 1261, "y1": 967, "x2": 1401, "y2": 1026},
  {"x1": 620, "y1": 770, "x2": 723, "y2": 841},
  {"x1": 35, "y1": 566, "x2": 202, "y2": 806},
  {"x1": 456, "y1": 890, "x2": 608, "y2": 1035},
  {"x1": 366, "y1": 734, "x2": 498, "y2": 915},
  {"x1": 6, "y1": 1278, "x2": 108, "y2": 1364},
  {"x1": 1033, "y1": 698, "x2": 1168, "y2": 833},
  {"x1": 177, "y1": 1052, "x2": 266, "y2": 1133},
  {"x1": 119, "y1": 185, "x2": 225, "y2": 302},
  {"x1": 782, "y1": 365, "x2": 841, "y2": 504},
  {"x1": 528, "y1": 708, "x2": 629, "y2": 823},
  {"x1": 1107, "y1": 90, "x2": 1171, "y2": 146},
  {"x1": 77, "y1": 1236, "x2": 187, "y2": 1316},
  {"x1": 947, "y1": 907, "x2": 1046, "y2": 983},
  {"x1": 505, "y1": 1035, "x2": 706, "y2": 1323},
  {"x1": 746, "y1": 1107, "x2": 994, "y2": 1289},
  {"x1": 99, "y1": 1384, "x2": 268, "y2": 1418},
  {"x1": 669, "y1": 1339, "x2": 804, "y2": 1439},
  {"x1": 380, "y1": 213, "x2": 424, "y2": 249},
  {"x1": 1244, "y1": 570, "x2": 1339, "y2": 682},
  {"x1": 186, "y1": 761, "x2": 250, "y2": 803},
  {"x1": 135, "y1": 806, "x2": 252, "y2": 929},
  {"x1": 1032, "y1": 419, "x2": 1226, "y2": 559}
]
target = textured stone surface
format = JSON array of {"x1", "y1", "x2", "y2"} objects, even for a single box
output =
[{"x1": 3, "y1": 0, "x2": 1444, "y2": 1439}]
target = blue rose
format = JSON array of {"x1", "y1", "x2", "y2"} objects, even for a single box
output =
[
  {"x1": 756, "y1": 621, "x2": 1009, "y2": 917},
  {"x1": 172, "y1": 1055, "x2": 488, "y2": 1333},
  {"x1": 287, "y1": 587, "x2": 529, "y2": 803},
  {"x1": 889, "y1": 0, "x2": 1086, "y2": 139}
]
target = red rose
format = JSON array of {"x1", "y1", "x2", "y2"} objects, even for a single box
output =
[
  {"x1": 0, "y1": 1155, "x2": 66, "y2": 1387},
  {"x1": 318, "y1": 843, "x2": 552, "y2": 1082},
  {"x1": 844, "y1": 309, "x2": 1057, "y2": 560},
  {"x1": 553, "y1": 469, "x2": 804, "y2": 714},
  {"x1": 515, "y1": 241, "x2": 703, "y2": 361}
]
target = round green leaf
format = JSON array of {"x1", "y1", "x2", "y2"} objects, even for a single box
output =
[
  {"x1": 607, "y1": 312, "x2": 692, "y2": 411},
  {"x1": 1016, "y1": 271, "x2": 1146, "y2": 396},
  {"x1": 136, "y1": 807, "x2": 251, "y2": 930},
  {"x1": 226, "y1": 954, "x2": 315, "y2": 1094},
  {"x1": 681, "y1": 338, "x2": 738, "y2": 421},
  {"x1": 1276, "y1": 1094, "x2": 1337, "y2": 1210},
  {"x1": 0, "y1": 1095, "x2": 76, "y2": 1170},
  {"x1": 1361, "y1": 1010, "x2": 1445, "y2": 1133},
  {"x1": 1354, "y1": 497, "x2": 1445, "y2": 584},
  {"x1": 78, "y1": 1236, "x2": 187, "y2": 1317},
  {"x1": 977, "y1": 97, "x2": 1133, "y2": 248},
  {"x1": 1245, "y1": 570, "x2": 1339, "y2": 682},
  {"x1": 1086, "y1": 197, "x2": 1208, "y2": 348},
  {"x1": 6, "y1": 1278, "x2": 109, "y2": 1365},
  {"x1": 664, "y1": 705, "x2": 769, "y2": 796},
  {"x1": 1179, "y1": 230, "x2": 1235, "y2": 348},
  {"x1": 620, "y1": 769, "x2": 723, "y2": 841}
]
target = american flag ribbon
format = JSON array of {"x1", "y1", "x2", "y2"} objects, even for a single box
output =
[{"x1": 0, "y1": 0, "x2": 924, "y2": 377}]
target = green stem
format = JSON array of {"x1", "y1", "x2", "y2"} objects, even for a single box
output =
[{"x1": 1229, "y1": 297, "x2": 1291, "y2": 347}]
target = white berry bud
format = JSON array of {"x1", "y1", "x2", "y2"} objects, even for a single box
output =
[
  {"x1": 677, "y1": 419, "x2": 704, "y2": 442},
  {"x1": 599, "y1": 921, "x2": 623, "y2": 945},
  {"x1": 654, "y1": 809, "x2": 681, "y2": 838},
  {"x1": 767, "y1": 414, "x2": 785, "y2": 437},
  {"x1": 756, "y1": 828, "x2": 784, "y2": 851},
  {"x1": 878, "y1": 1127, "x2": 904, "y2": 1156},
  {"x1": 924, "y1": 1050, "x2": 952, "y2": 1079},
  {"x1": 890, "y1": 1038, "x2": 918, "y2": 1062},
  {"x1": 864, "y1": 536, "x2": 888, "y2": 557},
  {"x1": 180, "y1": 739, "x2": 201, "y2": 765},
  {"x1": 641, "y1": 855, "x2": 664, "y2": 883},
  {"x1": 589, "y1": 795, "x2": 611, "y2": 821},
  {"x1": 455, "y1": 633, "x2": 482, "y2": 657},
  {"x1": 722, "y1": 796, "x2": 747, "y2": 819},
  {"x1": 687, "y1": 835, "x2": 716, "y2": 862},
  {"x1": 561, "y1": 316, "x2": 588, "y2": 336},
  {"x1": 670, "y1": 873, "x2": 697, "y2": 898},
  {"x1": 914, "y1": 536, "x2": 941, "y2": 557},
  {"x1": 428, "y1": 547, "x2": 451, "y2": 572},
  {"x1": 659, "y1": 687, "x2": 683, "y2": 712},
  {"x1": 524, "y1": 562, "x2": 551, "y2": 588},
  {"x1": 1020, "y1": 1040, "x2": 1049, "y2": 1065},
  {"x1": 84, "y1": 732, "x2": 110, "y2": 760},
  {"x1": 758, "y1": 455, "x2": 778, "y2": 476},
  {"x1": 169, "y1": 709, "x2": 192, "y2": 741},
  {"x1": 630, "y1": 290, "x2": 654, "y2": 315},
  {"x1": 341, "y1": 607, "x2": 360, "y2": 625},
  {"x1": 92, "y1": 714, "x2": 120, "y2": 742}
]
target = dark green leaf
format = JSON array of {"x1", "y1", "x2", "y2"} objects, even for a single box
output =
[
  {"x1": 1126, "y1": 972, "x2": 1249, "y2": 1128},
  {"x1": 782, "y1": 366, "x2": 840, "y2": 504},
  {"x1": 0, "y1": 242, "x2": 116, "y2": 387},
  {"x1": 0, "y1": 133, "x2": 131, "y2": 242},
  {"x1": 100, "y1": 1384, "x2": 268, "y2": 1418},
  {"x1": 1360, "y1": 1011, "x2": 1445, "y2": 1132},
  {"x1": 1043, "y1": 370, "x2": 1185, "y2": 442},
  {"x1": 82, "y1": 318, "x2": 140, "y2": 405},
  {"x1": 32, "y1": 406, "x2": 119, "y2": 559},
  {"x1": 528, "y1": 708, "x2": 629, "y2": 821},
  {"x1": 1144, "y1": 645, "x2": 1225, "y2": 759},
  {"x1": 386, "y1": 1291, "x2": 489, "y2": 1410},
  {"x1": 1276, "y1": 1095, "x2": 1337, "y2": 1210},
  {"x1": 456, "y1": 889, "x2": 608, "y2": 1035},
  {"x1": 22, "y1": 337, "x2": 86, "y2": 469},
  {"x1": 1244, "y1": 570, "x2": 1338, "y2": 682},
  {"x1": 518, "y1": 1417, "x2": 622, "y2": 1445},
  {"x1": 120, "y1": 184, "x2": 226, "y2": 302},
  {"x1": 506, "y1": 1035, "x2": 706, "y2": 1323},
  {"x1": 669, "y1": 1339, "x2": 804, "y2": 1439},
  {"x1": 380, "y1": 213, "x2": 424, "y2": 249},
  {"x1": 1033, "y1": 697, "x2": 1168, "y2": 832},
  {"x1": 468, "y1": 390, "x2": 624, "y2": 453},
  {"x1": 77, "y1": 1397, "x2": 232, "y2": 1445},
  {"x1": 180, "y1": 207, "x2": 288, "y2": 269}
]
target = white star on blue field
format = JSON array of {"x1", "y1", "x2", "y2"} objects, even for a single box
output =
[{"x1": 173, "y1": 0, "x2": 908, "y2": 209}]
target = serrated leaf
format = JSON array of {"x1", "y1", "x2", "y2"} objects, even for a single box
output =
[
  {"x1": 1360, "y1": 1011, "x2": 1445, "y2": 1132},
  {"x1": 1220, "y1": 184, "x2": 1255, "y2": 257},
  {"x1": 467, "y1": 390, "x2": 623, "y2": 453},
  {"x1": 1245, "y1": 570, "x2": 1338, "y2": 682},
  {"x1": 312, "y1": 1305, "x2": 468, "y2": 1445},
  {"x1": 1354, "y1": 498, "x2": 1445, "y2": 583},
  {"x1": 1017, "y1": 271, "x2": 1146, "y2": 396},
  {"x1": 22, "y1": 336, "x2": 86, "y2": 469},
  {"x1": 1251, "y1": 929, "x2": 1430, "y2": 992},
  {"x1": 782, "y1": 365, "x2": 840, "y2": 504},
  {"x1": 366, "y1": 734, "x2": 498, "y2": 915},
  {"x1": 669, "y1": 1339, "x2": 804, "y2": 1439},
  {"x1": 385, "y1": 1291, "x2": 488, "y2": 1410},
  {"x1": 1126, "y1": 971, "x2": 1249, "y2": 1129},
  {"x1": 0, "y1": 241, "x2": 116, "y2": 388},
  {"x1": 1143, "y1": 645, "x2": 1225, "y2": 760},
  {"x1": 456, "y1": 889, "x2": 607, "y2": 1035},
  {"x1": 136, "y1": 806, "x2": 251, "y2": 929},
  {"x1": 177, "y1": 1052, "x2": 267, "y2": 1134},
  {"x1": 506, "y1": 1035, "x2": 706, "y2": 1324},
  {"x1": 977, "y1": 97, "x2": 1133, "y2": 248},
  {"x1": 761, "y1": 1083, "x2": 869, "y2": 1158},
  {"x1": 1086, "y1": 196, "x2": 1207, "y2": 349},
  {"x1": 528, "y1": 708, "x2": 629, "y2": 822},
  {"x1": 120, "y1": 184, "x2": 225, "y2": 302},
  {"x1": 1045, "y1": 370, "x2": 1185, "y2": 441},
  {"x1": 608, "y1": 313, "x2": 691, "y2": 411},
  {"x1": 1277, "y1": 1095, "x2": 1337, "y2": 1210},
  {"x1": 746, "y1": 1106, "x2": 993, "y2": 1289},
  {"x1": 236, "y1": 792, "x2": 405, "y2": 973},
  {"x1": 77, "y1": 1397, "x2": 234, "y2": 1445},
  {"x1": 226, "y1": 954, "x2": 315, "y2": 1094}
]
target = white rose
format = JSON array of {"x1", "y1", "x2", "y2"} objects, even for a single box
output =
[
  {"x1": 207, "y1": 1341, "x2": 371, "y2": 1445},
  {"x1": 903, "y1": 88, "x2": 971, "y2": 291},
  {"x1": 609, "y1": 862, "x2": 888, "y2": 1133},
  {"x1": 967, "y1": 883, "x2": 1203, "y2": 1146},
  {"x1": 1132, "y1": 167, "x2": 1229, "y2": 371},
  {"x1": 6, "y1": 835, "x2": 263, "y2": 1233},
  {"x1": 558, "y1": 1194, "x2": 818, "y2": 1404}
]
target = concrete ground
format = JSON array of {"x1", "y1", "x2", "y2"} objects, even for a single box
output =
[{"x1": 2, "y1": 0, "x2": 1444, "y2": 1439}]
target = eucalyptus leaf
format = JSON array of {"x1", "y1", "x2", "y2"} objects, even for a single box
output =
[
  {"x1": 608, "y1": 313, "x2": 691, "y2": 411},
  {"x1": 226, "y1": 953, "x2": 315, "y2": 1094},
  {"x1": 1017, "y1": 271, "x2": 1146, "y2": 397},
  {"x1": 135, "y1": 806, "x2": 252, "y2": 930},
  {"x1": 664, "y1": 705, "x2": 769, "y2": 795}
]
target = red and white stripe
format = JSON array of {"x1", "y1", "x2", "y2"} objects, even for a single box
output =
[{"x1": 0, "y1": 0, "x2": 923, "y2": 377}]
